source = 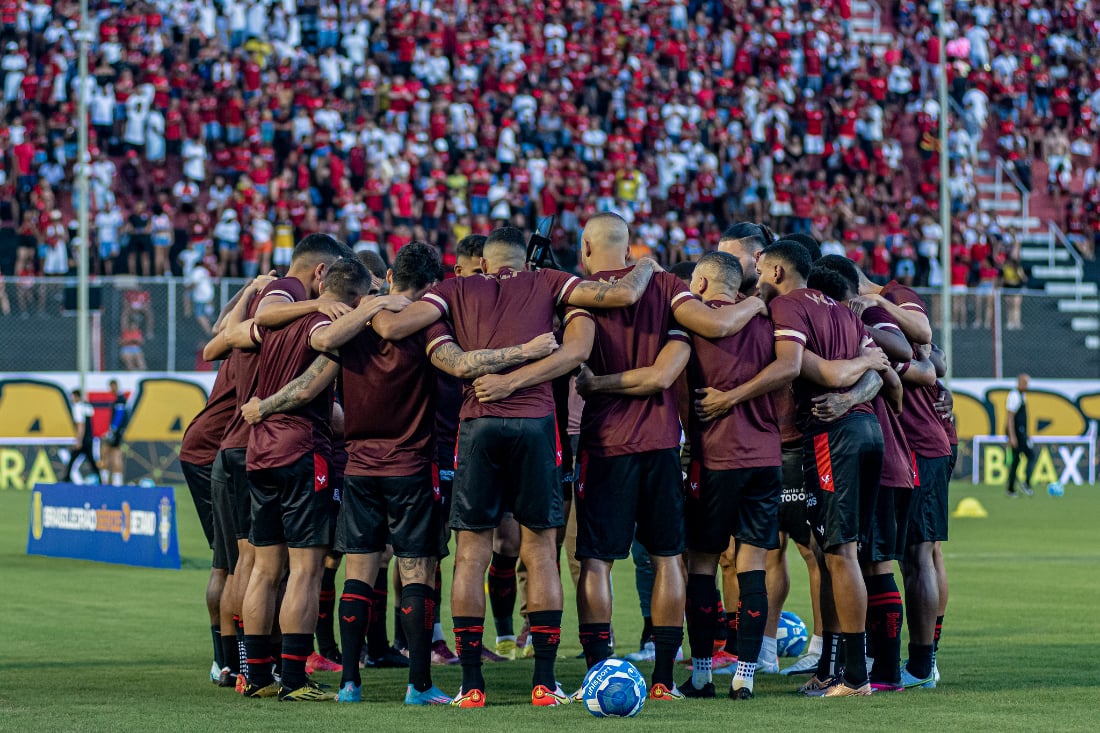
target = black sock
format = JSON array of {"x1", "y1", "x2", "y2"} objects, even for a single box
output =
[
  {"x1": 817, "y1": 631, "x2": 840, "y2": 679},
  {"x1": 400, "y1": 583, "x2": 435, "y2": 692},
  {"x1": 367, "y1": 567, "x2": 389, "y2": 657},
  {"x1": 578, "y1": 622, "x2": 612, "y2": 669},
  {"x1": 269, "y1": 634, "x2": 283, "y2": 677},
  {"x1": 453, "y1": 615, "x2": 486, "y2": 692},
  {"x1": 394, "y1": 601, "x2": 408, "y2": 650},
  {"x1": 281, "y1": 633, "x2": 313, "y2": 690},
  {"x1": 933, "y1": 615, "x2": 944, "y2": 654},
  {"x1": 243, "y1": 634, "x2": 274, "y2": 686},
  {"x1": 724, "y1": 610, "x2": 739, "y2": 654},
  {"x1": 488, "y1": 552, "x2": 518, "y2": 638},
  {"x1": 639, "y1": 616, "x2": 654, "y2": 649},
  {"x1": 841, "y1": 632, "x2": 868, "y2": 686},
  {"x1": 714, "y1": 600, "x2": 728, "y2": 646},
  {"x1": 736, "y1": 570, "x2": 767, "y2": 666},
  {"x1": 529, "y1": 609, "x2": 562, "y2": 690},
  {"x1": 651, "y1": 625, "x2": 684, "y2": 688},
  {"x1": 234, "y1": 616, "x2": 247, "y2": 678},
  {"x1": 219, "y1": 633, "x2": 239, "y2": 675},
  {"x1": 867, "y1": 573, "x2": 903, "y2": 684},
  {"x1": 338, "y1": 579, "x2": 373, "y2": 686},
  {"x1": 685, "y1": 573, "x2": 718, "y2": 661},
  {"x1": 212, "y1": 625, "x2": 224, "y2": 669},
  {"x1": 433, "y1": 566, "x2": 443, "y2": 625},
  {"x1": 315, "y1": 566, "x2": 339, "y2": 660},
  {"x1": 908, "y1": 642, "x2": 934, "y2": 680}
]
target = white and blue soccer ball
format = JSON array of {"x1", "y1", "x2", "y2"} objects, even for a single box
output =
[
  {"x1": 777, "y1": 611, "x2": 808, "y2": 657},
  {"x1": 1047, "y1": 481, "x2": 1065, "y2": 497},
  {"x1": 581, "y1": 658, "x2": 646, "y2": 718}
]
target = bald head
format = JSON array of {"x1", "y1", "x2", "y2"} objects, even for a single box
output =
[{"x1": 583, "y1": 213, "x2": 630, "y2": 252}]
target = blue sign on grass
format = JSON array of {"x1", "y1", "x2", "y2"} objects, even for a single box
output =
[{"x1": 26, "y1": 483, "x2": 181, "y2": 569}]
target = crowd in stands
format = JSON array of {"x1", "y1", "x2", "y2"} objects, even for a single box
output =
[{"x1": 0, "y1": 0, "x2": 1097, "y2": 317}]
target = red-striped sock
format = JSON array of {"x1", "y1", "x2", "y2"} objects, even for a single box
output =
[
  {"x1": 338, "y1": 580, "x2": 372, "y2": 686},
  {"x1": 578, "y1": 622, "x2": 612, "y2": 669},
  {"x1": 243, "y1": 634, "x2": 274, "y2": 686},
  {"x1": 453, "y1": 616, "x2": 486, "y2": 692},
  {"x1": 529, "y1": 610, "x2": 562, "y2": 689},
  {"x1": 488, "y1": 553, "x2": 518, "y2": 638},
  {"x1": 280, "y1": 633, "x2": 313, "y2": 690},
  {"x1": 867, "y1": 573, "x2": 904, "y2": 683}
]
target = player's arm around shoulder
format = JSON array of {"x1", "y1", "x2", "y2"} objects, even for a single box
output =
[
  {"x1": 428, "y1": 330, "x2": 560, "y2": 380},
  {"x1": 564, "y1": 257, "x2": 659, "y2": 308},
  {"x1": 673, "y1": 292, "x2": 768, "y2": 339},
  {"x1": 202, "y1": 278, "x2": 266, "y2": 361},
  {"x1": 241, "y1": 354, "x2": 340, "y2": 425},
  {"x1": 575, "y1": 339, "x2": 691, "y2": 398},
  {"x1": 694, "y1": 338, "x2": 802, "y2": 423},
  {"x1": 311, "y1": 294, "x2": 411, "y2": 353}
]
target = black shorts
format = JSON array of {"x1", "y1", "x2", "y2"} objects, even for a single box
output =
[
  {"x1": 336, "y1": 467, "x2": 447, "y2": 558},
  {"x1": 221, "y1": 448, "x2": 253, "y2": 541},
  {"x1": 908, "y1": 454, "x2": 951, "y2": 544},
  {"x1": 248, "y1": 452, "x2": 335, "y2": 549},
  {"x1": 181, "y1": 460, "x2": 216, "y2": 550},
  {"x1": 804, "y1": 413, "x2": 884, "y2": 553},
  {"x1": 869, "y1": 485, "x2": 914, "y2": 563},
  {"x1": 575, "y1": 447, "x2": 685, "y2": 561},
  {"x1": 686, "y1": 464, "x2": 781, "y2": 555},
  {"x1": 452, "y1": 415, "x2": 563, "y2": 531},
  {"x1": 328, "y1": 478, "x2": 343, "y2": 548},
  {"x1": 948, "y1": 444, "x2": 958, "y2": 477},
  {"x1": 777, "y1": 443, "x2": 811, "y2": 547},
  {"x1": 209, "y1": 452, "x2": 237, "y2": 571}
]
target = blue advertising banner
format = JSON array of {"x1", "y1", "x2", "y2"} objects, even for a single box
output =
[{"x1": 26, "y1": 483, "x2": 181, "y2": 570}]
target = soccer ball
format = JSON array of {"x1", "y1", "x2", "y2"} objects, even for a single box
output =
[
  {"x1": 777, "y1": 611, "x2": 808, "y2": 657},
  {"x1": 581, "y1": 658, "x2": 646, "y2": 718},
  {"x1": 1047, "y1": 482, "x2": 1065, "y2": 497}
]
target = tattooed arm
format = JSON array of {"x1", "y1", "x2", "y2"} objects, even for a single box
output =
[
  {"x1": 473, "y1": 314, "x2": 596, "y2": 403},
  {"x1": 240, "y1": 355, "x2": 340, "y2": 424},
  {"x1": 429, "y1": 333, "x2": 560, "y2": 379},
  {"x1": 564, "y1": 258, "x2": 658, "y2": 308},
  {"x1": 575, "y1": 340, "x2": 691, "y2": 397},
  {"x1": 809, "y1": 369, "x2": 885, "y2": 424}
]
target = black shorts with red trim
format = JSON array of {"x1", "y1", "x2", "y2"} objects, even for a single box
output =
[
  {"x1": 777, "y1": 443, "x2": 811, "y2": 547},
  {"x1": 336, "y1": 466, "x2": 447, "y2": 558},
  {"x1": 247, "y1": 451, "x2": 334, "y2": 549},
  {"x1": 908, "y1": 454, "x2": 951, "y2": 544},
  {"x1": 575, "y1": 447, "x2": 685, "y2": 561},
  {"x1": 685, "y1": 463, "x2": 782, "y2": 555},
  {"x1": 804, "y1": 413, "x2": 883, "y2": 553},
  {"x1": 221, "y1": 447, "x2": 253, "y2": 541},
  {"x1": 181, "y1": 459, "x2": 216, "y2": 551},
  {"x1": 452, "y1": 415, "x2": 563, "y2": 531},
  {"x1": 869, "y1": 485, "x2": 913, "y2": 563},
  {"x1": 208, "y1": 451, "x2": 236, "y2": 571}
]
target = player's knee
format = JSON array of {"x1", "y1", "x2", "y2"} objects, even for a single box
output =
[{"x1": 396, "y1": 556, "x2": 436, "y2": 586}]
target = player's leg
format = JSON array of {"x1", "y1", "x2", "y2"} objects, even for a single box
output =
[
  {"x1": 902, "y1": 455, "x2": 948, "y2": 686},
  {"x1": 622, "y1": 538, "x2": 655, "y2": 661},
  {"x1": 337, "y1": 551, "x2": 381, "y2": 696},
  {"x1": 719, "y1": 539, "x2": 739, "y2": 655},
  {"x1": 759, "y1": 544, "x2": 788, "y2": 674},
  {"x1": 488, "y1": 514, "x2": 520, "y2": 659},
  {"x1": 451, "y1": 529, "x2": 494, "y2": 701},
  {"x1": 682, "y1": 551, "x2": 720, "y2": 697},
  {"x1": 279, "y1": 545, "x2": 329, "y2": 692},
  {"x1": 637, "y1": 449, "x2": 687, "y2": 698},
  {"x1": 240, "y1": 465, "x2": 287, "y2": 694},
  {"x1": 520, "y1": 525, "x2": 566, "y2": 702},
  {"x1": 309, "y1": 551, "x2": 342, "y2": 671},
  {"x1": 866, "y1": 485, "x2": 907, "y2": 690}
]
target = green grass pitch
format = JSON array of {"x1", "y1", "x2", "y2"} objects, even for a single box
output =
[{"x1": 1, "y1": 482, "x2": 1098, "y2": 732}]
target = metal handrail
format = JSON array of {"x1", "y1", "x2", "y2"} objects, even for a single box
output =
[
  {"x1": 994, "y1": 157, "x2": 1030, "y2": 234},
  {"x1": 1048, "y1": 222, "x2": 1085, "y2": 301}
]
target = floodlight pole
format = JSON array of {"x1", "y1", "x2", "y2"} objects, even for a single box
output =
[
  {"x1": 938, "y1": 3, "x2": 953, "y2": 384},
  {"x1": 76, "y1": 0, "x2": 90, "y2": 393}
]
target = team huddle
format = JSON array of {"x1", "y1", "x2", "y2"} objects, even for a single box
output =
[{"x1": 181, "y1": 215, "x2": 957, "y2": 705}]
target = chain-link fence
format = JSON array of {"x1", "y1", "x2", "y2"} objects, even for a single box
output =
[{"x1": 0, "y1": 279, "x2": 1097, "y2": 378}]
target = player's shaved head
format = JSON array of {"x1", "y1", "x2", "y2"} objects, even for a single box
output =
[
  {"x1": 322, "y1": 257, "x2": 371, "y2": 303},
  {"x1": 482, "y1": 226, "x2": 527, "y2": 272},
  {"x1": 696, "y1": 251, "x2": 743, "y2": 292},
  {"x1": 582, "y1": 212, "x2": 630, "y2": 253}
]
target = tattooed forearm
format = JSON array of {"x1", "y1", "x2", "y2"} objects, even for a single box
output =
[
  {"x1": 258, "y1": 355, "x2": 334, "y2": 418},
  {"x1": 843, "y1": 369, "x2": 883, "y2": 407},
  {"x1": 432, "y1": 342, "x2": 529, "y2": 379}
]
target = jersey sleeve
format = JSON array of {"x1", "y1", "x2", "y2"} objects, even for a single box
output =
[
  {"x1": 883, "y1": 284, "x2": 927, "y2": 314},
  {"x1": 769, "y1": 296, "x2": 809, "y2": 346},
  {"x1": 424, "y1": 320, "x2": 456, "y2": 357},
  {"x1": 422, "y1": 278, "x2": 457, "y2": 318},
  {"x1": 541, "y1": 268, "x2": 582, "y2": 305},
  {"x1": 562, "y1": 305, "x2": 594, "y2": 327},
  {"x1": 665, "y1": 273, "x2": 697, "y2": 313},
  {"x1": 1005, "y1": 389, "x2": 1022, "y2": 413},
  {"x1": 861, "y1": 305, "x2": 902, "y2": 332}
]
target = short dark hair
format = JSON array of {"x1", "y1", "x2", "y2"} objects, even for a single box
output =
[
  {"x1": 783, "y1": 232, "x2": 823, "y2": 263},
  {"x1": 720, "y1": 221, "x2": 774, "y2": 252},
  {"x1": 292, "y1": 233, "x2": 353, "y2": 265},
  {"x1": 696, "y1": 251, "x2": 743, "y2": 290},
  {"x1": 668, "y1": 261, "x2": 697, "y2": 282},
  {"x1": 391, "y1": 241, "x2": 445, "y2": 292},
  {"x1": 456, "y1": 234, "x2": 486, "y2": 260},
  {"x1": 356, "y1": 249, "x2": 388, "y2": 279},
  {"x1": 762, "y1": 240, "x2": 812, "y2": 279},
  {"x1": 807, "y1": 265, "x2": 854, "y2": 301},
  {"x1": 814, "y1": 254, "x2": 860, "y2": 292},
  {"x1": 484, "y1": 226, "x2": 526, "y2": 252},
  {"x1": 322, "y1": 257, "x2": 371, "y2": 300}
]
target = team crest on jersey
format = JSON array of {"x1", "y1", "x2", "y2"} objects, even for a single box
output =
[
  {"x1": 314, "y1": 454, "x2": 329, "y2": 492},
  {"x1": 804, "y1": 291, "x2": 837, "y2": 307}
]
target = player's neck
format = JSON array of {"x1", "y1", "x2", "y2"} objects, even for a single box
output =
[
  {"x1": 703, "y1": 290, "x2": 738, "y2": 304},
  {"x1": 586, "y1": 256, "x2": 628, "y2": 275},
  {"x1": 778, "y1": 278, "x2": 806, "y2": 297}
]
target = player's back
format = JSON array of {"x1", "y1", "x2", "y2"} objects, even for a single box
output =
[{"x1": 580, "y1": 268, "x2": 692, "y2": 457}]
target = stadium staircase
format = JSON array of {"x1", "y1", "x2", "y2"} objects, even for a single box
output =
[{"x1": 849, "y1": 0, "x2": 894, "y2": 51}]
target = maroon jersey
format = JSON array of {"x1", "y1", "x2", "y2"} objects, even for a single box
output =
[
  {"x1": 435, "y1": 372, "x2": 463, "y2": 468},
  {"x1": 331, "y1": 434, "x2": 348, "y2": 485},
  {"x1": 686, "y1": 303, "x2": 780, "y2": 470},
  {"x1": 180, "y1": 354, "x2": 237, "y2": 465},
  {"x1": 773, "y1": 386, "x2": 802, "y2": 445},
  {"x1": 770, "y1": 288, "x2": 875, "y2": 434},
  {"x1": 221, "y1": 277, "x2": 308, "y2": 450},
  {"x1": 879, "y1": 283, "x2": 951, "y2": 458},
  {"x1": 338, "y1": 321, "x2": 451, "y2": 477},
  {"x1": 423, "y1": 267, "x2": 581, "y2": 420},
  {"x1": 858, "y1": 306, "x2": 914, "y2": 488},
  {"x1": 573, "y1": 268, "x2": 695, "y2": 457},
  {"x1": 247, "y1": 311, "x2": 333, "y2": 471}
]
